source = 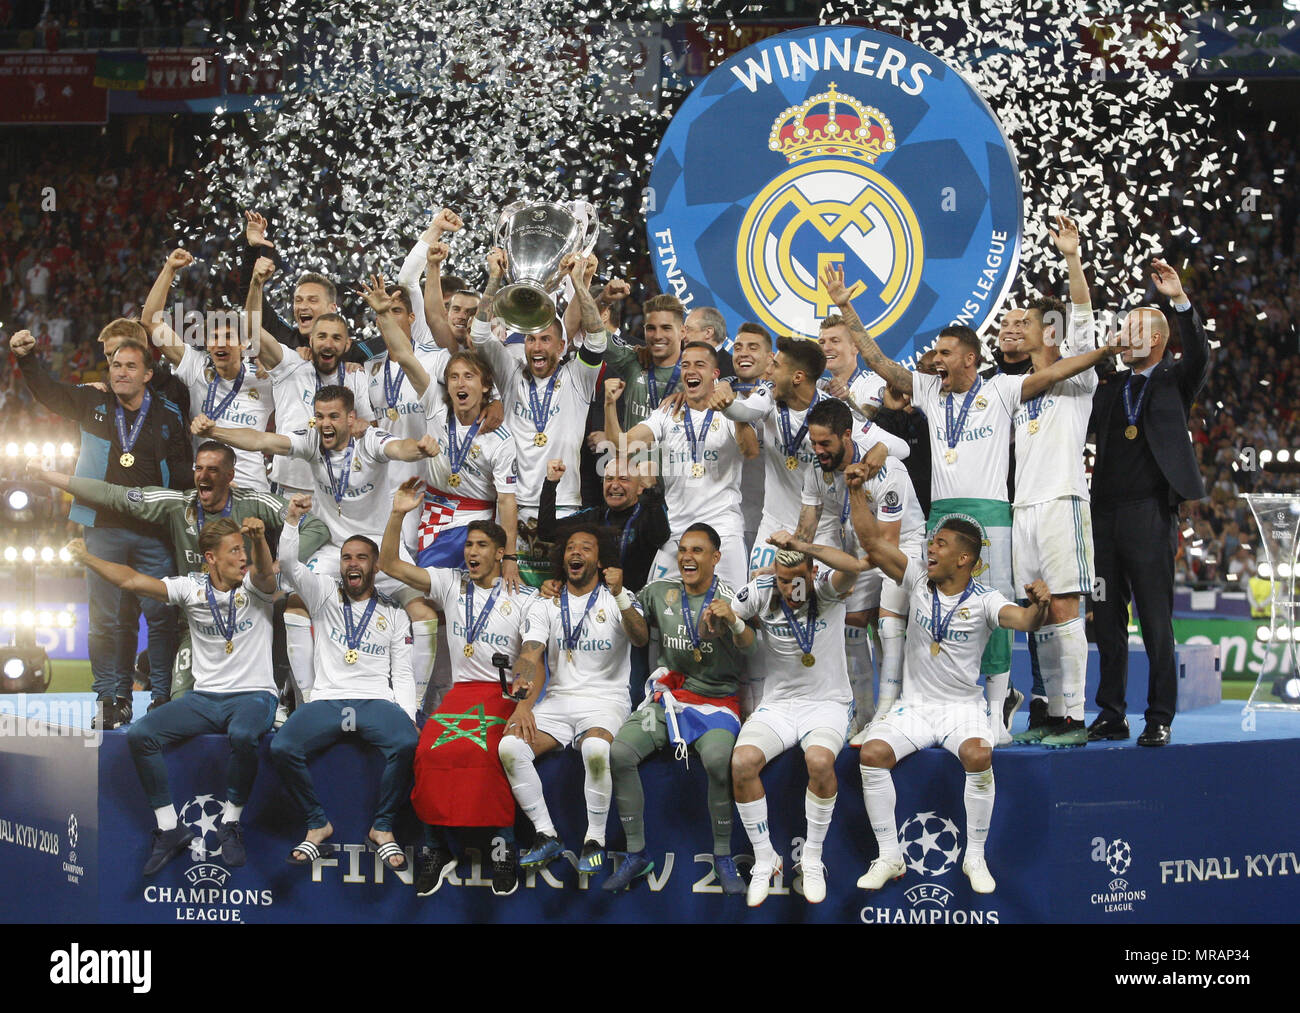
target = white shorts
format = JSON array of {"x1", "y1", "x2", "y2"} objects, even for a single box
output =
[
  {"x1": 305, "y1": 547, "x2": 419, "y2": 605},
  {"x1": 1013, "y1": 496, "x2": 1095, "y2": 597},
  {"x1": 736, "y1": 697, "x2": 852, "y2": 761},
  {"x1": 651, "y1": 524, "x2": 748, "y2": 591},
  {"x1": 866, "y1": 699, "x2": 992, "y2": 761},
  {"x1": 533, "y1": 693, "x2": 630, "y2": 749}
]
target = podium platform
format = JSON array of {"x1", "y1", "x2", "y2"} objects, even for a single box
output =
[{"x1": 2, "y1": 680, "x2": 1298, "y2": 924}]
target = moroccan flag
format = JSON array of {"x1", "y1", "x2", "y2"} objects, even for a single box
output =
[
  {"x1": 411, "y1": 682, "x2": 516, "y2": 827},
  {"x1": 93, "y1": 51, "x2": 147, "y2": 89}
]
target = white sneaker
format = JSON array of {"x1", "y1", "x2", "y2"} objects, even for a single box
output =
[
  {"x1": 746, "y1": 855, "x2": 782, "y2": 908},
  {"x1": 963, "y1": 855, "x2": 996, "y2": 894},
  {"x1": 994, "y1": 725, "x2": 1014, "y2": 747},
  {"x1": 274, "y1": 703, "x2": 290, "y2": 729},
  {"x1": 797, "y1": 859, "x2": 827, "y2": 903},
  {"x1": 856, "y1": 855, "x2": 906, "y2": 890}
]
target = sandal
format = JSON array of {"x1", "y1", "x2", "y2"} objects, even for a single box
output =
[
  {"x1": 287, "y1": 839, "x2": 337, "y2": 866},
  {"x1": 375, "y1": 840, "x2": 409, "y2": 872}
]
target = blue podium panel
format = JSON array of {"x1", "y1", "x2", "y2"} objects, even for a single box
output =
[
  {"x1": 0, "y1": 724, "x2": 99, "y2": 922},
  {"x1": 3, "y1": 710, "x2": 1299, "y2": 923}
]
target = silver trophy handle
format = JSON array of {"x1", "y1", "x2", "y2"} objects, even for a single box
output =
[
  {"x1": 571, "y1": 200, "x2": 600, "y2": 257},
  {"x1": 495, "y1": 200, "x2": 528, "y2": 250}
]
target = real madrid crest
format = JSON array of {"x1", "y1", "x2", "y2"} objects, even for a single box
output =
[
  {"x1": 974, "y1": 396, "x2": 988, "y2": 411},
  {"x1": 204, "y1": 366, "x2": 216, "y2": 383},
  {"x1": 958, "y1": 607, "x2": 971, "y2": 620},
  {"x1": 501, "y1": 601, "x2": 512, "y2": 615},
  {"x1": 376, "y1": 615, "x2": 388, "y2": 631},
  {"x1": 234, "y1": 591, "x2": 248, "y2": 609},
  {"x1": 248, "y1": 388, "x2": 260, "y2": 401},
  {"x1": 595, "y1": 609, "x2": 607, "y2": 623}
]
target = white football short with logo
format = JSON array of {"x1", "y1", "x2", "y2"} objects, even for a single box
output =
[
  {"x1": 532, "y1": 693, "x2": 631, "y2": 749},
  {"x1": 867, "y1": 699, "x2": 993, "y2": 760},
  {"x1": 736, "y1": 698, "x2": 852, "y2": 760},
  {"x1": 1012, "y1": 496, "x2": 1095, "y2": 597}
]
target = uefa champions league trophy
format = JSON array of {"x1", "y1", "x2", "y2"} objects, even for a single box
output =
[{"x1": 493, "y1": 200, "x2": 600, "y2": 334}]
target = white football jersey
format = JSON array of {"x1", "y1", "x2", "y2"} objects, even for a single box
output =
[
  {"x1": 901, "y1": 559, "x2": 1011, "y2": 705},
  {"x1": 522, "y1": 585, "x2": 641, "y2": 705},
  {"x1": 911, "y1": 371, "x2": 1021, "y2": 503},
  {"x1": 642, "y1": 405, "x2": 746, "y2": 536},
  {"x1": 176, "y1": 345, "x2": 273, "y2": 491},
  {"x1": 286, "y1": 426, "x2": 400, "y2": 546},
  {"x1": 164, "y1": 572, "x2": 277, "y2": 695},
  {"x1": 802, "y1": 448, "x2": 926, "y2": 553},
  {"x1": 425, "y1": 569, "x2": 536, "y2": 684}
]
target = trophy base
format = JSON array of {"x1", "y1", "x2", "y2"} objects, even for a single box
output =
[{"x1": 497, "y1": 282, "x2": 557, "y2": 335}]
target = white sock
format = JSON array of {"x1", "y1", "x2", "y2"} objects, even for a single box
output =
[
  {"x1": 964, "y1": 767, "x2": 995, "y2": 860},
  {"x1": 845, "y1": 625, "x2": 873, "y2": 729},
  {"x1": 1034, "y1": 625, "x2": 1065, "y2": 718},
  {"x1": 983, "y1": 671, "x2": 1010, "y2": 730},
  {"x1": 155, "y1": 805, "x2": 178, "y2": 831},
  {"x1": 283, "y1": 613, "x2": 314, "y2": 703},
  {"x1": 803, "y1": 789, "x2": 835, "y2": 864},
  {"x1": 1056, "y1": 617, "x2": 1087, "y2": 721},
  {"x1": 580, "y1": 737, "x2": 612, "y2": 846},
  {"x1": 222, "y1": 801, "x2": 243, "y2": 823},
  {"x1": 735, "y1": 797, "x2": 777, "y2": 866},
  {"x1": 860, "y1": 765, "x2": 901, "y2": 860},
  {"x1": 410, "y1": 618, "x2": 438, "y2": 712},
  {"x1": 497, "y1": 735, "x2": 555, "y2": 837},
  {"x1": 877, "y1": 616, "x2": 906, "y2": 706}
]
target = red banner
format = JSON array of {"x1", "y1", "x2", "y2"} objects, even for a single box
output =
[
  {"x1": 0, "y1": 52, "x2": 107, "y2": 125},
  {"x1": 139, "y1": 48, "x2": 220, "y2": 101}
]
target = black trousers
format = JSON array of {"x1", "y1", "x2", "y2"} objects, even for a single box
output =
[{"x1": 1091, "y1": 497, "x2": 1179, "y2": 726}]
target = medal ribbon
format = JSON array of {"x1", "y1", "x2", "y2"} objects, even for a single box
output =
[
  {"x1": 1122, "y1": 373, "x2": 1151, "y2": 429},
  {"x1": 931, "y1": 580, "x2": 977, "y2": 650},
  {"x1": 314, "y1": 361, "x2": 346, "y2": 392},
  {"x1": 838, "y1": 442, "x2": 863, "y2": 536},
  {"x1": 323, "y1": 439, "x2": 356, "y2": 510},
  {"x1": 777, "y1": 590, "x2": 819, "y2": 658},
  {"x1": 196, "y1": 495, "x2": 234, "y2": 533},
  {"x1": 203, "y1": 360, "x2": 246, "y2": 419},
  {"x1": 607, "y1": 503, "x2": 644, "y2": 566},
  {"x1": 680, "y1": 576, "x2": 717, "y2": 655},
  {"x1": 646, "y1": 362, "x2": 681, "y2": 409},
  {"x1": 204, "y1": 577, "x2": 238, "y2": 645},
  {"x1": 383, "y1": 358, "x2": 406, "y2": 415},
  {"x1": 448, "y1": 415, "x2": 483, "y2": 481},
  {"x1": 944, "y1": 375, "x2": 982, "y2": 451},
  {"x1": 526, "y1": 370, "x2": 559, "y2": 436},
  {"x1": 465, "y1": 578, "x2": 503, "y2": 648},
  {"x1": 342, "y1": 591, "x2": 379, "y2": 655},
  {"x1": 560, "y1": 585, "x2": 602, "y2": 655},
  {"x1": 682, "y1": 407, "x2": 714, "y2": 467},
  {"x1": 115, "y1": 389, "x2": 152, "y2": 458},
  {"x1": 778, "y1": 390, "x2": 819, "y2": 459}
]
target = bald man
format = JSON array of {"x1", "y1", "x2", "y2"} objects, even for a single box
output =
[{"x1": 1086, "y1": 260, "x2": 1209, "y2": 748}]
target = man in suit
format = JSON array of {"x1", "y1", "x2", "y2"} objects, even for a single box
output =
[{"x1": 1087, "y1": 259, "x2": 1209, "y2": 746}]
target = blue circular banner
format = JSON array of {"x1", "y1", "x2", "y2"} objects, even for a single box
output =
[{"x1": 647, "y1": 25, "x2": 1023, "y2": 362}]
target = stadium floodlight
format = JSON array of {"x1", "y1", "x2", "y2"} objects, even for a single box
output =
[
  {"x1": 57, "y1": 547, "x2": 72, "y2": 564},
  {"x1": 7, "y1": 489, "x2": 28, "y2": 512},
  {"x1": 22, "y1": 442, "x2": 36, "y2": 459},
  {"x1": 0, "y1": 647, "x2": 50, "y2": 694},
  {"x1": 59, "y1": 442, "x2": 76, "y2": 459},
  {"x1": 39, "y1": 547, "x2": 54, "y2": 563},
  {"x1": 0, "y1": 482, "x2": 49, "y2": 526},
  {"x1": 2, "y1": 547, "x2": 15, "y2": 563},
  {"x1": 40, "y1": 442, "x2": 54, "y2": 458},
  {"x1": 1279, "y1": 450, "x2": 1292, "y2": 464},
  {"x1": 2, "y1": 443, "x2": 16, "y2": 458},
  {"x1": 20, "y1": 547, "x2": 35, "y2": 564}
]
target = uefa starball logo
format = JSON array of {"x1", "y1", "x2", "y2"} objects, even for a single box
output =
[
  {"x1": 1090, "y1": 835, "x2": 1146, "y2": 914},
  {"x1": 859, "y1": 811, "x2": 1000, "y2": 923},
  {"x1": 647, "y1": 26, "x2": 1022, "y2": 363}
]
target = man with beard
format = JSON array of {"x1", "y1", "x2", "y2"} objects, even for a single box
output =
[
  {"x1": 603, "y1": 523, "x2": 755, "y2": 896},
  {"x1": 604, "y1": 343, "x2": 759, "y2": 590},
  {"x1": 796, "y1": 400, "x2": 927, "y2": 729},
  {"x1": 27, "y1": 441, "x2": 331, "y2": 699},
  {"x1": 246, "y1": 257, "x2": 375, "y2": 499},
  {"x1": 11, "y1": 330, "x2": 191, "y2": 725},
  {"x1": 604, "y1": 293, "x2": 687, "y2": 429},
  {"x1": 380, "y1": 480, "x2": 537, "y2": 897},
  {"x1": 271, "y1": 494, "x2": 418, "y2": 875},
  {"x1": 497, "y1": 525, "x2": 649, "y2": 876},
  {"x1": 192, "y1": 387, "x2": 442, "y2": 714},
  {"x1": 70, "y1": 517, "x2": 279, "y2": 876},
  {"x1": 144, "y1": 249, "x2": 274, "y2": 491}
]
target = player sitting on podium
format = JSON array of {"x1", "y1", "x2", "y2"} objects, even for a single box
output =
[
  {"x1": 271, "y1": 494, "x2": 418, "y2": 874},
  {"x1": 844, "y1": 463, "x2": 1050, "y2": 895},
  {"x1": 69, "y1": 517, "x2": 280, "y2": 876}
]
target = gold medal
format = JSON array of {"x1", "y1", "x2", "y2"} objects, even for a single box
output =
[
  {"x1": 785, "y1": 456, "x2": 798, "y2": 471},
  {"x1": 449, "y1": 473, "x2": 462, "y2": 488},
  {"x1": 463, "y1": 644, "x2": 475, "y2": 658},
  {"x1": 930, "y1": 641, "x2": 941, "y2": 657},
  {"x1": 308, "y1": 418, "x2": 315, "y2": 428},
  {"x1": 692, "y1": 647, "x2": 702, "y2": 662},
  {"x1": 387, "y1": 407, "x2": 399, "y2": 421},
  {"x1": 944, "y1": 449, "x2": 957, "y2": 464},
  {"x1": 801, "y1": 653, "x2": 815, "y2": 667},
  {"x1": 1027, "y1": 420, "x2": 1039, "y2": 435},
  {"x1": 224, "y1": 641, "x2": 233, "y2": 655},
  {"x1": 534, "y1": 432, "x2": 548, "y2": 447},
  {"x1": 1124, "y1": 425, "x2": 1138, "y2": 440},
  {"x1": 691, "y1": 463, "x2": 705, "y2": 478},
  {"x1": 344, "y1": 648, "x2": 359, "y2": 665},
  {"x1": 119, "y1": 452, "x2": 135, "y2": 468},
  {"x1": 201, "y1": 563, "x2": 210, "y2": 574},
  {"x1": 565, "y1": 648, "x2": 574, "y2": 664}
]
